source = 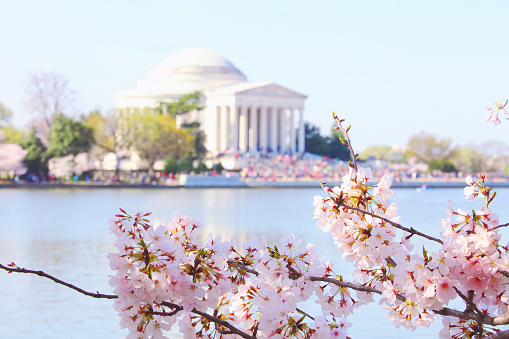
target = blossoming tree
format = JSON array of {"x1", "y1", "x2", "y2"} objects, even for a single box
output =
[
  {"x1": 1, "y1": 112, "x2": 509, "y2": 339},
  {"x1": 0, "y1": 143, "x2": 27, "y2": 176}
]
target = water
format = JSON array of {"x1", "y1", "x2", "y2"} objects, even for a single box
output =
[{"x1": 1, "y1": 186, "x2": 508, "y2": 338}]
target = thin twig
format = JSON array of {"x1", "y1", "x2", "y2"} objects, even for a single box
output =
[
  {"x1": 149, "y1": 309, "x2": 180, "y2": 317},
  {"x1": 309, "y1": 276, "x2": 380, "y2": 294},
  {"x1": 160, "y1": 301, "x2": 256, "y2": 339},
  {"x1": 309, "y1": 276, "x2": 405, "y2": 302},
  {"x1": 296, "y1": 307, "x2": 315, "y2": 321},
  {"x1": 385, "y1": 257, "x2": 397, "y2": 268},
  {"x1": 228, "y1": 259, "x2": 259, "y2": 275},
  {"x1": 0, "y1": 263, "x2": 117, "y2": 299},
  {"x1": 490, "y1": 222, "x2": 509, "y2": 232},
  {"x1": 332, "y1": 113, "x2": 358, "y2": 171}
]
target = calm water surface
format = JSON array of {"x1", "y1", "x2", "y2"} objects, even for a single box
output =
[{"x1": 1, "y1": 186, "x2": 508, "y2": 338}]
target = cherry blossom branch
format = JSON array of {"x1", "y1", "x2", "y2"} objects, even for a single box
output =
[
  {"x1": 486, "y1": 100, "x2": 509, "y2": 125},
  {"x1": 332, "y1": 113, "x2": 358, "y2": 170},
  {"x1": 5, "y1": 259, "x2": 509, "y2": 336},
  {"x1": 0, "y1": 262, "x2": 258, "y2": 338},
  {"x1": 229, "y1": 258, "x2": 394, "y2": 300},
  {"x1": 320, "y1": 116, "x2": 444, "y2": 247},
  {"x1": 0, "y1": 263, "x2": 118, "y2": 300},
  {"x1": 227, "y1": 259, "x2": 407, "y2": 302},
  {"x1": 319, "y1": 182, "x2": 444, "y2": 245},
  {"x1": 313, "y1": 275, "x2": 509, "y2": 325},
  {"x1": 309, "y1": 276, "x2": 509, "y2": 326},
  {"x1": 309, "y1": 274, "x2": 509, "y2": 326}
]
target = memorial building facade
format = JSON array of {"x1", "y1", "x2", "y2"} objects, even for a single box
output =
[{"x1": 115, "y1": 48, "x2": 307, "y2": 156}]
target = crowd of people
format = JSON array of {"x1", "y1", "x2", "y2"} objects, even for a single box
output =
[
  {"x1": 237, "y1": 154, "x2": 347, "y2": 182},
  {"x1": 234, "y1": 153, "x2": 508, "y2": 183}
]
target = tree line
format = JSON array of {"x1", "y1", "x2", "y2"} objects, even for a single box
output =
[
  {"x1": 359, "y1": 132, "x2": 508, "y2": 174},
  {"x1": 0, "y1": 73, "x2": 209, "y2": 180}
]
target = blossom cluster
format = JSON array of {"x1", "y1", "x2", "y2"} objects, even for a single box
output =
[
  {"x1": 313, "y1": 166, "x2": 509, "y2": 338},
  {"x1": 108, "y1": 210, "x2": 353, "y2": 338}
]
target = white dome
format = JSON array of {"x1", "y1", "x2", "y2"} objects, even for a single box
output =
[
  {"x1": 147, "y1": 48, "x2": 244, "y2": 77},
  {"x1": 136, "y1": 48, "x2": 247, "y2": 95}
]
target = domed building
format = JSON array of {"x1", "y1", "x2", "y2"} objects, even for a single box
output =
[{"x1": 115, "y1": 48, "x2": 307, "y2": 156}]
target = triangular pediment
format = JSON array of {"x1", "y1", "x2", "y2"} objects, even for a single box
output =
[
  {"x1": 237, "y1": 83, "x2": 307, "y2": 98},
  {"x1": 206, "y1": 81, "x2": 307, "y2": 99}
]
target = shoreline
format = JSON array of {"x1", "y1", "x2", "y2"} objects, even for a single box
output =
[{"x1": 2, "y1": 179, "x2": 509, "y2": 189}]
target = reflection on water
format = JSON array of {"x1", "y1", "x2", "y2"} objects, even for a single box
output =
[{"x1": 1, "y1": 187, "x2": 507, "y2": 338}]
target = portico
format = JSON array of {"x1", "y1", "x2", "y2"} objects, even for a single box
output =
[{"x1": 203, "y1": 83, "x2": 306, "y2": 155}]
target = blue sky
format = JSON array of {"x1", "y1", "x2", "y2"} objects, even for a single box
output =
[{"x1": 1, "y1": 0, "x2": 509, "y2": 151}]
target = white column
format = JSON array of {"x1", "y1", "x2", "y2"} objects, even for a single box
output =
[
  {"x1": 249, "y1": 107, "x2": 258, "y2": 153},
  {"x1": 220, "y1": 105, "x2": 230, "y2": 152},
  {"x1": 270, "y1": 107, "x2": 278, "y2": 153},
  {"x1": 289, "y1": 108, "x2": 296, "y2": 153},
  {"x1": 259, "y1": 106, "x2": 268, "y2": 153},
  {"x1": 215, "y1": 106, "x2": 221, "y2": 153},
  {"x1": 239, "y1": 106, "x2": 248, "y2": 153},
  {"x1": 279, "y1": 108, "x2": 286, "y2": 153},
  {"x1": 298, "y1": 108, "x2": 305, "y2": 153},
  {"x1": 204, "y1": 106, "x2": 218, "y2": 154},
  {"x1": 230, "y1": 105, "x2": 239, "y2": 152}
]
